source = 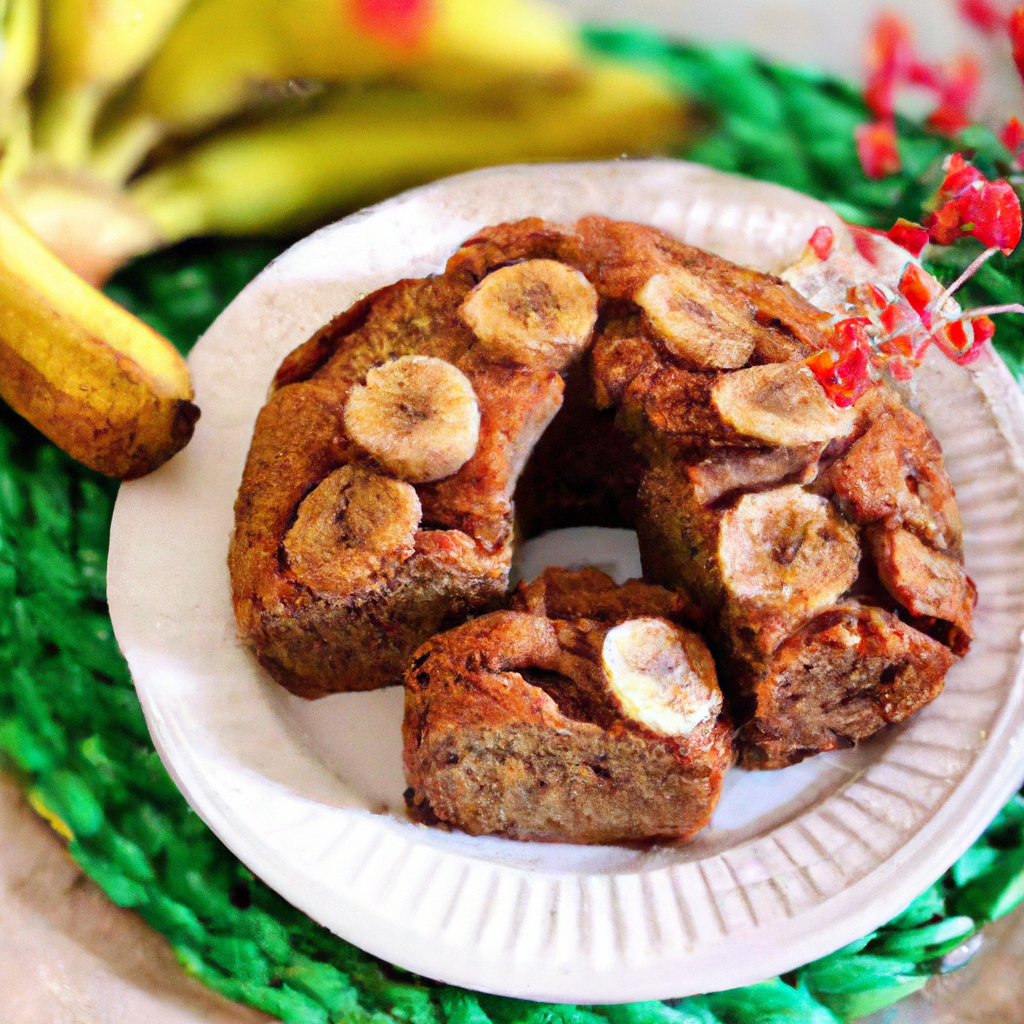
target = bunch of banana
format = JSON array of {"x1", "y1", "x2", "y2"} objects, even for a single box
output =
[
  {"x1": 0, "y1": 0, "x2": 684, "y2": 477},
  {"x1": 3, "y1": 0, "x2": 684, "y2": 281}
]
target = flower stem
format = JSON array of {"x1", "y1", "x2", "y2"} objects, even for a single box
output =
[{"x1": 929, "y1": 246, "x2": 998, "y2": 316}]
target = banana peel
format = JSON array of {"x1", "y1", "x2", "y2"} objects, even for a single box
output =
[
  {"x1": 130, "y1": 62, "x2": 686, "y2": 241},
  {"x1": 0, "y1": 199, "x2": 198, "y2": 478}
]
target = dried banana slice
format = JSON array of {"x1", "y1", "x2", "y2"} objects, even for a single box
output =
[
  {"x1": 459, "y1": 258, "x2": 598, "y2": 369},
  {"x1": 343, "y1": 355, "x2": 480, "y2": 483},
  {"x1": 718, "y1": 484, "x2": 860, "y2": 617},
  {"x1": 634, "y1": 267, "x2": 757, "y2": 369},
  {"x1": 602, "y1": 617, "x2": 722, "y2": 737},
  {"x1": 712, "y1": 362, "x2": 857, "y2": 446},
  {"x1": 283, "y1": 465, "x2": 421, "y2": 597}
]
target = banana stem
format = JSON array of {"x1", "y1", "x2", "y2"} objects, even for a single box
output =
[
  {"x1": 89, "y1": 113, "x2": 165, "y2": 185},
  {"x1": 0, "y1": 0, "x2": 39, "y2": 135},
  {"x1": 35, "y1": 83, "x2": 104, "y2": 168},
  {"x1": 0, "y1": 96, "x2": 33, "y2": 186}
]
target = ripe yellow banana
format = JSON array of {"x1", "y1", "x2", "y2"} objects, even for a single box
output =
[
  {"x1": 0, "y1": 199, "x2": 198, "y2": 478},
  {"x1": 105, "y1": 0, "x2": 583, "y2": 153},
  {"x1": 129, "y1": 62, "x2": 684, "y2": 240},
  {"x1": 36, "y1": 0, "x2": 191, "y2": 166}
]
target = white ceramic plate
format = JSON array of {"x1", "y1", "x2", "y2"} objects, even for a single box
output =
[{"x1": 108, "y1": 160, "x2": 1024, "y2": 1004}]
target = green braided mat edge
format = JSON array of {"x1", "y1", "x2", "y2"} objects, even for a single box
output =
[{"x1": 3, "y1": 26, "x2": 1024, "y2": 1024}]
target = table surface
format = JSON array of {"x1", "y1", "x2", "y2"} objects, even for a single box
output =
[{"x1": 7, "y1": 2, "x2": 1024, "y2": 1021}]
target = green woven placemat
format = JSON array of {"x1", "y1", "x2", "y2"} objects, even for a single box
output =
[{"x1": 3, "y1": 27, "x2": 1024, "y2": 1024}]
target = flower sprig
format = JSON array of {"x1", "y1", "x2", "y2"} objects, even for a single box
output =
[
  {"x1": 856, "y1": 14, "x2": 981, "y2": 179},
  {"x1": 805, "y1": 153, "x2": 1022, "y2": 406}
]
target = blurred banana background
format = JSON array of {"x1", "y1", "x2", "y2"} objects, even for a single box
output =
[
  {"x1": 4, "y1": 0, "x2": 684, "y2": 283},
  {"x1": 0, "y1": 0, "x2": 685, "y2": 477}
]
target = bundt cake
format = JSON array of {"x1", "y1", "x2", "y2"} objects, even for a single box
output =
[
  {"x1": 229, "y1": 214, "x2": 972, "y2": 773},
  {"x1": 402, "y1": 568, "x2": 732, "y2": 844}
]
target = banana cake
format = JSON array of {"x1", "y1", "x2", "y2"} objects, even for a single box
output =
[{"x1": 228, "y1": 214, "x2": 972, "y2": 775}]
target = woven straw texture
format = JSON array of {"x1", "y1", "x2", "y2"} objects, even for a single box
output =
[{"x1": 3, "y1": 27, "x2": 1024, "y2": 1024}]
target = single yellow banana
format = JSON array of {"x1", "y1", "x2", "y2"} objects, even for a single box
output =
[
  {"x1": 108, "y1": 0, "x2": 583, "y2": 146},
  {"x1": 129, "y1": 62, "x2": 685, "y2": 241},
  {"x1": 0, "y1": 199, "x2": 198, "y2": 478},
  {"x1": 36, "y1": 0, "x2": 191, "y2": 166}
]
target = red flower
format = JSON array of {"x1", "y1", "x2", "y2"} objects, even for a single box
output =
[
  {"x1": 863, "y1": 14, "x2": 917, "y2": 119},
  {"x1": 807, "y1": 318, "x2": 875, "y2": 407},
  {"x1": 1011, "y1": 5, "x2": 1024, "y2": 84},
  {"x1": 352, "y1": 0, "x2": 433, "y2": 49},
  {"x1": 1002, "y1": 116, "x2": 1024, "y2": 160},
  {"x1": 933, "y1": 152, "x2": 985, "y2": 198},
  {"x1": 861, "y1": 17, "x2": 979, "y2": 144},
  {"x1": 959, "y1": 179, "x2": 1023, "y2": 253},
  {"x1": 942, "y1": 53, "x2": 982, "y2": 110},
  {"x1": 887, "y1": 218, "x2": 930, "y2": 257},
  {"x1": 924, "y1": 203, "x2": 963, "y2": 246},
  {"x1": 923, "y1": 153, "x2": 1022, "y2": 254},
  {"x1": 959, "y1": 0, "x2": 1009, "y2": 33},
  {"x1": 899, "y1": 262, "x2": 936, "y2": 326},
  {"x1": 925, "y1": 54, "x2": 980, "y2": 135},
  {"x1": 927, "y1": 104, "x2": 972, "y2": 136},
  {"x1": 809, "y1": 225, "x2": 835, "y2": 260},
  {"x1": 856, "y1": 120, "x2": 902, "y2": 179}
]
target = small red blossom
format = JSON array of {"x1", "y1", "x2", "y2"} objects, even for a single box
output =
[
  {"x1": 887, "y1": 218, "x2": 930, "y2": 257},
  {"x1": 861, "y1": 15, "x2": 979, "y2": 137},
  {"x1": 959, "y1": 0, "x2": 1008, "y2": 33},
  {"x1": 940, "y1": 53, "x2": 981, "y2": 111},
  {"x1": 927, "y1": 103, "x2": 972, "y2": 136},
  {"x1": 809, "y1": 225, "x2": 835, "y2": 260},
  {"x1": 932, "y1": 152, "x2": 986, "y2": 200},
  {"x1": 924, "y1": 53, "x2": 980, "y2": 136},
  {"x1": 864, "y1": 14, "x2": 917, "y2": 119},
  {"x1": 1011, "y1": 5, "x2": 1024, "y2": 83},
  {"x1": 856, "y1": 120, "x2": 902, "y2": 179},
  {"x1": 961, "y1": 179, "x2": 1023, "y2": 253},
  {"x1": 1002, "y1": 116, "x2": 1024, "y2": 161},
  {"x1": 923, "y1": 153, "x2": 1023, "y2": 254},
  {"x1": 351, "y1": 0, "x2": 433, "y2": 49},
  {"x1": 924, "y1": 203, "x2": 963, "y2": 246},
  {"x1": 898, "y1": 262, "x2": 936, "y2": 326},
  {"x1": 807, "y1": 318, "x2": 875, "y2": 407}
]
